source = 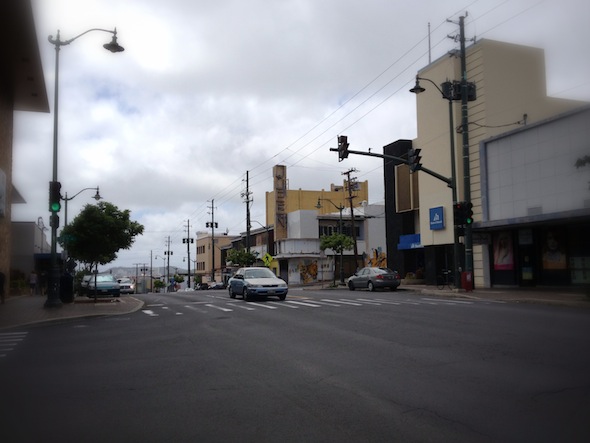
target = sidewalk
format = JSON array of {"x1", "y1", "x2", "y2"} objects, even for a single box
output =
[
  {"x1": 1, "y1": 285, "x2": 588, "y2": 330},
  {"x1": 0, "y1": 295, "x2": 145, "y2": 330}
]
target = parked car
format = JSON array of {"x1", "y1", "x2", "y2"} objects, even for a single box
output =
[
  {"x1": 117, "y1": 277, "x2": 135, "y2": 294},
  {"x1": 82, "y1": 274, "x2": 121, "y2": 297},
  {"x1": 209, "y1": 282, "x2": 226, "y2": 290},
  {"x1": 195, "y1": 282, "x2": 209, "y2": 290},
  {"x1": 347, "y1": 267, "x2": 401, "y2": 292},
  {"x1": 228, "y1": 267, "x2": 288, "y2": 301}
]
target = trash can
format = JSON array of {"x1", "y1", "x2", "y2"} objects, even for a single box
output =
[{"x1": 461, "y1": 271, "x2": 473, "y2": 292}]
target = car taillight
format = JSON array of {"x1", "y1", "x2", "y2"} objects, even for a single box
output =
[{"x1": 376, "y1": 275, "x2": 384, "y2": 280}]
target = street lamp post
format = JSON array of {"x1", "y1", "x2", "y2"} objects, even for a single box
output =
[
  {"x1": 45, "y1": 28, "x2": 124, "y2": 308},
  {"x1": 63, "y1": 187, "x2": 101, "y2": 227},
  {"x1": 316, "y1": 198, "x2": 345, "y2": 285},
  {"x1": 410, "y1": 76, "x2": 460, "y2": 287}
]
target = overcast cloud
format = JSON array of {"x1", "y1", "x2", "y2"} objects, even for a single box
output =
[{"x1": 12, "y1": 0, "x2": 590, "y2": 269}]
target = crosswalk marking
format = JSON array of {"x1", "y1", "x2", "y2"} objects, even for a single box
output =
[
  {"x1": 137, "y1": 295, "x2": 482, "y2": 320},
  {"x1": 0, "y1": 332, "x2": 28, "y2": 358},
  {"x1": 285, "y1": 300, "x2": 321, "y2": 308},
  {"x1": 205, "y1": 304, "x2": 233, "y2": 312}
]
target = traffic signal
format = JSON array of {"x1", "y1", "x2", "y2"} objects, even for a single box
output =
[
  {"x1": 337, "y1": 135, "x2": 349, "y2": 161},
  {"x1": 49, "y1": 181, "x2": 62, "y2": 213},
  {"x1": 453, "y1": 201, "x2": 474, "y2": 226},
  {"x1": 453, "y1": 202, "x2": 464, "y2": 226},
  {"x1": 408, "y1": 148, "x2": 422, "y2": 172},
  {"x1": 464, "y1": 202, "x2": 474, "y2": 225}
]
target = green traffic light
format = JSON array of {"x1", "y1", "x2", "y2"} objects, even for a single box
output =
[{"x1": 50, "y1": 202, "x2": 61, "y2": 212}]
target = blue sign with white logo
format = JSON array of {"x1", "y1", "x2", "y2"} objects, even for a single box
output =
[{"x1": 429, "y1": 206, "x2": 445, "y2": 230}]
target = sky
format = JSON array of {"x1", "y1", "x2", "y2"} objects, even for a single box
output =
[{"x1": 12, "y1": 0, "x2": 590, "y2": 270}]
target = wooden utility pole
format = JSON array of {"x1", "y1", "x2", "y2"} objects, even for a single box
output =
[{"x1": 343, "y1": 169, "x2": 361, "y2": 269}]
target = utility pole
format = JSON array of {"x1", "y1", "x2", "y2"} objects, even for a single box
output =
[
  {"x1": 242, "y1": 171, "x2": 253, "y2": 254},
  {"x1": 459, "y1": 14, "x2": 474, "y2": 275},
  {"x1": 207, "y1": 200, "x2": 217, "y2": 282},
  {"x1": 183, "y1": 220, "x2": 193, "y2": 290},
  {"x1": 164, "y1": 236, "x2": 172, "y2": 292},
  {"x1": 343, "y1": 169, "x2": 361, "y2": 269}
]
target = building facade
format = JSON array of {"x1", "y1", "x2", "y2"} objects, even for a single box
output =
[
  {"x1": 1, "y1": 0, "x2": 49, "y2": 296},
  {"x1": 389, "y1": 39, "x2": 587, "y2": 288}
]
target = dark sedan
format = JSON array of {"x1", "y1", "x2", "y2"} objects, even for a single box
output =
[{"x1": 347, "y1": 267, "x2": 401, "y2": 292}]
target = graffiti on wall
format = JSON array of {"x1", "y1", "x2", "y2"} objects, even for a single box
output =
[
  {"x1": 364, "y1": 247, "x2": 387, "y2": 268},
  {"x1": 298, "y1": 260, "x2": 318, "y2": 284}
]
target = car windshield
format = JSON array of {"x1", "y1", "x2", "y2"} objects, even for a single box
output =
[
  {"x1": 95, "y1": 275, "x2": 116, "y2": 282},
  {"x1": 243, "y1": 268, "x2": 276, "y2": 279}
]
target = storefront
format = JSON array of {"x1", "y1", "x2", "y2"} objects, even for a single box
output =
[{"x1": 489, "y1": 222, "x2": 590, "y2": 287}]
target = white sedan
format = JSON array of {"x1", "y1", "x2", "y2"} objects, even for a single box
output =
[{"x1": 228, "y1": 267, "x2": 288, "y2": 301}]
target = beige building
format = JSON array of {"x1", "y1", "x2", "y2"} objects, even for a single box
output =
[
  {"x1": 407, "y1": 39, "x2": 586, "y2": 288},
  {"x1": 1, "y1": 0, "x2": 49, "y2": 296},
  {"x1": 195, "y1": 231, "x2": 238, "y2": 284}
]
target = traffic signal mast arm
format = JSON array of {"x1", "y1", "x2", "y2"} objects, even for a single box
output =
[{"x1": 330, "y1": 147, "x2": 453, "y2": 188}]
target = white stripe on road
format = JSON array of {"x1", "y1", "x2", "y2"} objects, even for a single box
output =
[
  {"x1": 355, "y1": 299, "x2": 382, "y2": 305},
  {"x1": 226, "y1": 303, "x2": 256, "y2": 311},
  {"x1": 248, "y1": 303, "x2": 278, "y2": 309},
  {"x1": 314, "y1": 300, "x2": 343, "y2": 307},
  {"x1": 336, "y1": 299, "x2": 364, "y2": 306},
  {"x1": 205, "y1": 304, "x2": 233, "y2": 312},
  {"x1": 421, "y1": 298, "x2": 473, "y2": 305},
  {"x1": 285, "y1": 300, "x2": 322, "y2": 308},
  {"x1": 374, "y1": 299, "x2": 401, "y2": 305},
  {"x1": 142, "y1": 310, "x2": 159, "y2": 317},
  {"x1": 268, "y1": 302, "x2": 299, "y2": 308}
]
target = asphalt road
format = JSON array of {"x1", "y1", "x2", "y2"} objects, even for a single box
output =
[{"x1": 1, "y1": 288, "x2": 589, "y2": 442}]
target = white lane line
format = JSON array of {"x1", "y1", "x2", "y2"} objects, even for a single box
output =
[
  {"x1": 0, "y1": 332, "x2": 28, "y2": 336},
  {"x1": 146, "y1": 303, "x2": 165, "y2": 307},
  {"x1": 355, "y1": 299, "x2": 382, "y2": 305},
  {"x1": 205, "y1": 304, "x2": 233, "y2": 312},
  {"x1": 336, "y1": 299, "x2": 364, "y2": 306},
  {"x1": 268, "y1": 302, "x2": 299, "y2": 309},
  {"x1": 142, "y1": 310, "x2": 159, "y2": 317},
  {"x1": 227, "y1": 303, "x2": 256, "y2": 311},
  {"x1": 421, "y1": 298, "x2": 473, "y2": 305},
  {"x1": 400, "y1": 301, "x2": 420, "y2": 305},
  {"x1": 314, "y1": 300, "x2": 343, "y2": 307},
  {"x1": 374, "y1": 299, "x2": 401, "y2": 305},
  {"x1": 0, "y1": 338, "x2": 24, "y2": 343},
  {"x1": 247, "y1": 303, "x2": 278, "y2": 309},
  {"x1": 285, "y1": 300, "x2": 322, "y2": 308}
]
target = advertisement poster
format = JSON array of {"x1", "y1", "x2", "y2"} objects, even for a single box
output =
[
  {"x1": 493, "y1": 231, "x2": 514, "y2": 271},
  {"x1": 542, "y1": 230, "x2": 567, "y2": 270}
]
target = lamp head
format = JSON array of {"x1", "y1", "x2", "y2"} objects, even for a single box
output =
[
  {"x1": 409, "y1": 77, "x2": 425, "y2": 94},
  {"x1": 103, "y1": 30, "x2": 124, "y2": 53},
  {"x1": 93, "y1": 187, "x2": 102, "y2": 201},
  {"x1": 316, "y1": 198, "x2": 322, "y2": 209}
]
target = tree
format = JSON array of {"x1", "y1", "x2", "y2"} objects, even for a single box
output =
[
  {"x1": 319, "y1": 233, "x2": 355, "y2": 285},
  {"x1": 226, "y1": 248, "x2": 259, "y2": 267},
  {"x1": 59, "y1": 201, "x2": 144, "y2": 272}
]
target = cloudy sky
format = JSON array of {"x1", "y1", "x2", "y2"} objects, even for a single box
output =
[{"x1": 12, "y1": 0, "x2": 589, "y2": 270}]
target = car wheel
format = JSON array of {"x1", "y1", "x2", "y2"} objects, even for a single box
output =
[
  {"x1": 243, "y1": 290, "x2": 251, "y2": 301},
  {"x1": 348, "y1": 281, "x2": 355, "y2": 291},
  {"x1": 278, "y1": 294, "x2": 286, "y2": 301},
  {"x1": 229, "y1": 287, "x2": 236, "y2": 299},
  {"x1": 368, "y1": 281, "x2": 375, "y2": 292}
]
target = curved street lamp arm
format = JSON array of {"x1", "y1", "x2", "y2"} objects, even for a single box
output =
[
  {"x1": 49, "y1": 28, "x2": 119, "y2": 47},
  {"x1": 63, "y1": 187, "x2": 100, "y2": 202}
]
